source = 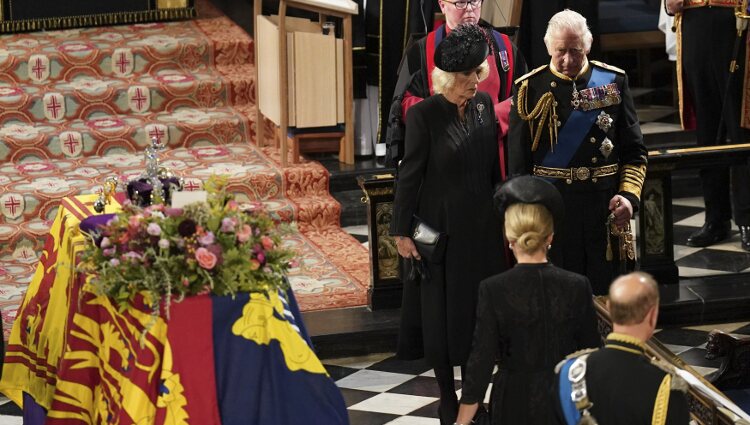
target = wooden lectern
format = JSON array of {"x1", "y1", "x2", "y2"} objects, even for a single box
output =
[{"x1": 253, "y1": 0, "x2": 358, "y2": 166}]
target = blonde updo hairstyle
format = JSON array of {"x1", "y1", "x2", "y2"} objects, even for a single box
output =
[
  {"x1": 504, "y1": 203, "x2": 554, "y2": 255},
  {"x1": 432, "y1": 59, "x2": 490, "y2": 95}
]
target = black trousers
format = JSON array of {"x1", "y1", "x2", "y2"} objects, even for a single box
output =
[{"x1": 683, "y1": 7, "x2": 750, "y2": 226}]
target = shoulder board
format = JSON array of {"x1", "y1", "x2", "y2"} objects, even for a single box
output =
[
  {"x1": 590, "y1": 60, "x2": 626, "y2": 75},
  {"x1": 566, "y1": 347, "x2": 598, "y2": 360},
  {"x1": 554, "y1": 348, "x2": 598, "y2": 373},
  {"x1": 514, "y1": 64, "x2": 548, "y2": 85}
]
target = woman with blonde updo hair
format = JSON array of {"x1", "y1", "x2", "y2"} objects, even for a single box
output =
[
  {"x1": 454, "y1": 176, "x2": 600, "y2": 425},
  {"x1": 504, "y1": 202, "x2": 553, "y2": 257}
]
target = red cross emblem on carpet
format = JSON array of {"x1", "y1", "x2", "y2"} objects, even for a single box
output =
[
  {"x1": 128, "y1": 86, "x2": 151, "y2": 113},
  {"x1": 0, "y1": 193, "x2": 25, "y2": 220},
  {"x1": 59, "y1": 131, "x2": 83, "y2": 157},
  {"x1": 112, "y1": 48, "x2": 134, "y2": 77},
  {"x1": 43, "y1": 93, "x2": 65, "y2": 121},
  {"x1": 182, "y1": 178, "x2": 203, "y2": 192},
  {"x1": 145, "y1": 124, "x2": 169, "y2": 146},
  {"x1": 28, "y1": 54, "x2": 50, "y2": 82}
]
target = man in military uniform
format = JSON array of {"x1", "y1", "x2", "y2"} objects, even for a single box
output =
[
  {"x1": 556, "y1": 272, "x2": 690, "y2": 424},
  {"x1": 666, "y1": 0, "x2": 750, "y2": 251},
  {"x1": 508, "y1": 9, "x2": 648, "y2": 295}
]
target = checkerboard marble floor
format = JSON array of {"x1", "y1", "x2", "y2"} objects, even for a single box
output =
[
  {"x1": 319, "y1": 322, "x2": 750, "y2": 424},
  {"x1": 336, "y1": 197, "x2": 750, "y2": 423}
]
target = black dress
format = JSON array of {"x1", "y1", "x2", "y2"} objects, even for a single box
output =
[
  {"x1": 390, "y1": 91, "x2": 506, "y2": 367},
  {"x1": 460, "y1": 263, "x2": 600, "y2": 424}
]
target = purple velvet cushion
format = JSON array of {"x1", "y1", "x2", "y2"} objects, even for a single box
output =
[
  {"x1": 127, "y1": 177, "x2": 181, "y2": 206},
  {"x1": 79, "y1": 213, "x2": 116, "y2": 246}
]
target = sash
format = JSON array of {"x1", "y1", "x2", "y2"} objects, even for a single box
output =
[
  {"x1": 491, "y1": 31, "x2": 513, "y2": 99},
  {"x1": 425, "y1": 25, "x2": 447, "y2": 96},
  {"x1": 542, "y1": 67, "x2": 617, "y2": 169},
  {"x1": 558, "y1": 358, "x2": 582, "y2": 425}
]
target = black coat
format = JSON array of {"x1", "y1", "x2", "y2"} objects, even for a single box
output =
[
  {"x1": 508, "y1": 61, "x2": 648, "y2": 295},
  {"x1": 461, "y1": 263, "x2": 600, "y2": 424},
  {"x1": 390, "y1": 91, "x2": 507, "y2": 366}
]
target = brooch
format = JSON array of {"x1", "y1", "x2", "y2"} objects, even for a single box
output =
[{"x1": 476, "y1": 102, "x2": 485, "y2": 125}]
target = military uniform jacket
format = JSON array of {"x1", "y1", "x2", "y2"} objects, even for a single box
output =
[
  {"x1": 508, "y1": 60, "x2": 647, "y2": 210},
  {"x1": 558, "y1": 333, "x2": 690, "y2": 425},
  {"x1": 507, "y1": 61, "x2": 648, "y2": 294}
]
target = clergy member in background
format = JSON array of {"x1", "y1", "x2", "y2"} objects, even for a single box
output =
[{"x1": 384, "y1": 0, "x2": 526, "y2": 175}]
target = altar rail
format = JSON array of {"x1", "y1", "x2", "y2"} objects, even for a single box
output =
[
  {"x1": 358, "y1": 143, "x2": 750, "y2": 309},
  {"x1": 637, "y1": 142, "x2": 750, "y2": 284}
]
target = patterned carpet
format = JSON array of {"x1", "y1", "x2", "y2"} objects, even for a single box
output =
[{"x1": 0, "y1": 2, "x2": 370, "y2": 339}]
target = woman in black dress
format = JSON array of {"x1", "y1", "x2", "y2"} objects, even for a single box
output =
[
  {"x1": 455, "y1": 176, "x2": 601, "y2": 425},
  {"x1": 390, "y1": 24, "x2": 507, "y2": 424}
]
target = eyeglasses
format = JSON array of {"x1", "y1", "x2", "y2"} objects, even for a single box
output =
[{"x1": 443, "y1": 0, "x2": 482, "y2": 10}]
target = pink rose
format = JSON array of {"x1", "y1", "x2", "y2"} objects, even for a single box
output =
[
  {"x1": 226, "y1": 200, "x2": 239, "y2": 211},
  {"x1": 261, "y1": 235, "x2": 274, "y2": 250},
  {"x1": 195, "y1": 247, "x2": 217, "y2": 270},
  {"x1": 237, "y1": 224, "x2": 252, "y2": 243},
  {"x1": 128, "y1": 214, "x2": 143, "y2": 229}
]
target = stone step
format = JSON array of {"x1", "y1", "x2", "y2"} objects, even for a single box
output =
[
  {"x1": 0, "y1": 106, "x2": 253, "y2": 162},
  {"x1": 0, "y1": 17, "x2": 253, "y2": 85},
  {"x1": 0, "y1": 64, "x2": 255, "y2": 125}
]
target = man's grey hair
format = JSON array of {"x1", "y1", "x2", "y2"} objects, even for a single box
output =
[{"x1": 543, "y1": 9, "x2": 593, "y2": 54}]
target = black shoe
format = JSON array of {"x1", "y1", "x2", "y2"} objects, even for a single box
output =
[
  {"x1": 740, "y1": 226, "x2": 750, "y2": 252},
  {"x1": 686, "y1": 221, "x2": 731, "y2": 247}
]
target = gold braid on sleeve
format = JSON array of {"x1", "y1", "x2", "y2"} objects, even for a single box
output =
[
  {"x1": 619, "y1": 164, "x2": 647, "y2": 200},
  {"x1": 516, "y1": 80, "x2": 558, "y2": 152}
]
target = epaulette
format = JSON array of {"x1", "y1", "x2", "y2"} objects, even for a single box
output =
[
  {"x1": 590, "y1": 60, "x2": 626, "y2": 75},
  {"x1": 650, "y1": 357, "x2": 689, "y2": 393},
  {"x1": 554, "y1": 348, "x2": 598, "y2": 373},
  {"x1": 514, "y1": 64, "x2": 548, "y2": 85}
]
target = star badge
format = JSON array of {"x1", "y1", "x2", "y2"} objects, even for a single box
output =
[{"x1": 596, "y1": 111, "x2": 613, "y2": 132}]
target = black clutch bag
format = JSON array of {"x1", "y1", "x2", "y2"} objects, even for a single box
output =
[{"x1": 411, "y1": 216, "x2": 447, "y2": 264}]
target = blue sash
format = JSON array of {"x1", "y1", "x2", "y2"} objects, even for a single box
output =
[
  {"x1": 541, "y1": 67, "x2": 616, "y2": 168},
  {"x1": 558, "y1": 358, "x2": 581, "y2": 425}
]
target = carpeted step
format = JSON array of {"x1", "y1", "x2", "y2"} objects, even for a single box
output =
[
  {"x1": 0, "y1": 18, "x2": 252, "y2": 85},
  {"x1": 0, "y1": 106, "x2": 253, "y2": 163},
  {"x1": 0, "y1": 65, "x2": 255, "y2": 126},
  {"x1": 0, "y1": 144, "x2": 342, "y2": 251}
]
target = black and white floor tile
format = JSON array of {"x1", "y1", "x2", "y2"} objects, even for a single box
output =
[
  {"x1": 333, "y1": 196, "x2": 750, "y2": 423},
  {"x1": 672, "y1": 198, "x2": 750, "y2": 277}
]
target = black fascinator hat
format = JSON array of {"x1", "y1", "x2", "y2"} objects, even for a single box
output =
[
  {"x1": 494, "y1": 176, "x2": 565, "y2": 225},
  {"x1": 434, "y1": 24, "x2": 490, "y2": 72}
]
